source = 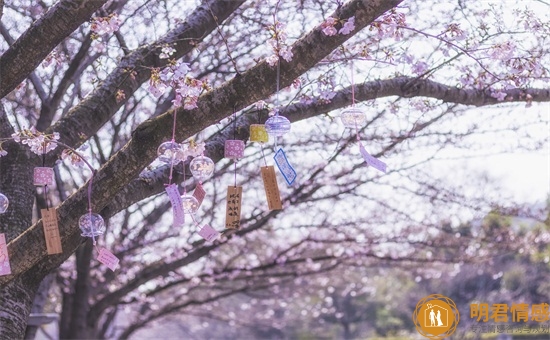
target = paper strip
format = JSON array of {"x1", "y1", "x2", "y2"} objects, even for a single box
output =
[
  {"x1": 359, "y1": 143, "x2": 387, "y2": 173},
  {"x1": 34, "y1": 167, "x2": 54, "y2": 186},
  {"x1": 274, "y1": 148, "x2": 297, "y2": 185},
  {"x1": 193, "y1": 182, "x2": 206, "y2": 207},
  {"x1": 198, "y1": 224, "x2": 220, "y2": 242},
  {"x1": 165, "y1": 184, "x2": 185, "y2": 227},
  {"x1": 225, "y1": 186, "x2": 242, "y2": 229},
  {"x1": 261, "y1": 166, "x2": 282, "y2": 210},
  {"x1": 41, "y1": 208, "x2": 62, "y2": 254},
  {"x1": 0, "y1": 233, "x2": 12, "y2": 276},
  {"x1": 97, "y1": 248, "x2": 119, "y2": 271}
]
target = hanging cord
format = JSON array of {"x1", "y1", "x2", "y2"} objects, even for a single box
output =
[
  {"x1": 42, "y1": 142, "x2": 50, "y2": 210},
  {"x1": 351, "y1": 60, "x2": 361, "y2": 143},
  {"x1": 233, "y1": 106, "x2": 238, "y2": 186},
  {"x1": 167, "y1": 110, "x2": 178, "y2": 186}
]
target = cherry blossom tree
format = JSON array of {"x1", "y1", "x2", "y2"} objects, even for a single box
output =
[{"x1": 0, "y1": 0, "x2": 548, "y2": 338}]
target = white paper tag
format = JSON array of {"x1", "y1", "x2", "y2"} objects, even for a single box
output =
[
  {"x1": 359, "y1": 143, "x2": 387, "y2": 173},
  {"x1": 165, "y1": 184, "x2": 185, "y2": 227},
  {"x1": 97, "y1": 248, "x2": 120, "y2": 271},
  {"x1": 274, "y1": 148, "x2": 297, "y2": 185},
  {"x1": 0, "y1": 233, "x2": 11, "y2": 276},
  {"x1": 198, "y1": 224, "x2": 220, "y2": 242}
]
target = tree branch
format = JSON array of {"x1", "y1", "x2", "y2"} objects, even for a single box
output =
[{"x1": 0, "y1": 0, "x2": 108, "y2": 98}]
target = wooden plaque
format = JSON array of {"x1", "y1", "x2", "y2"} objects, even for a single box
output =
[
  {"x1": 225, "y1": 186, "x2": 242, "y2": 229},
  {"x1": 41, "y1": 208, "x2": 63, "y2": 254},
  {"x1": 261, "y1": 166, "x2": 282, "y2": 210}
]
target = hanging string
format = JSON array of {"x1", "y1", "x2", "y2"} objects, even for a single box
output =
[
  {"x1": 42, "y1": 142, "x2": 49, "y2": 210},
  {"x1": 350, "y1": 60, "x2": 361, "y2": 143},
  {"x1": 233, "y1": 106, "x2": 238, "y2": 187},
  {"x1": 167, "y1": 110, "x2": 179, "y2": 186},
  {"x1": 181, "y1": 156, "x2": 187, "y2": 195},
  {"x1": 260, "y1": 144, "x2": 268, "y2": 167}
]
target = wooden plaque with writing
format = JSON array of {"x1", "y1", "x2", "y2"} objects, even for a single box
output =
[
  {"x1": 41, "y1": 208, "x2": 63, "y2": 254},
  {"x1": 261, "y1": 166, "x2": 282, "y2": 210},
  {"x1": 225, "y1": 186, "x2": 242, "y2": 229}
]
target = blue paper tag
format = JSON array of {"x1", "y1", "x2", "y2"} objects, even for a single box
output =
[{"x1": 274, "y1": 148, "x2": 297, "y2": 185}]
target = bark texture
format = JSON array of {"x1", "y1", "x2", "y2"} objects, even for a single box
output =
[{"x1": 0, "y1": 0, "x2": 108, "y2": 98}]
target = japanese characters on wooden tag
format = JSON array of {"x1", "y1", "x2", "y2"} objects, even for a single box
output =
[
  {"x1": 225, "y1": 186, "x2": 242, "y2": 229},
  {"x1": 41, "y1": 208, "x2": 62, "y2": 254},
  {"x1": 261, "y1": 166, "x2": 282, "y2": 210}
]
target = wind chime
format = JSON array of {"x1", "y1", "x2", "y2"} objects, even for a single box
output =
[{"x1": 340, "y1": 61, "x2": 387, "y2": 173}]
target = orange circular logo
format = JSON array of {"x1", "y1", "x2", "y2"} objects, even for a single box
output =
[{"x1": 412, "y1": 294, "x2": 460, "y2": 339}]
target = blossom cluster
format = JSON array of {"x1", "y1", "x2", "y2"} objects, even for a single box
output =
[
  {"x1": 369, "y1": 10, "x2": 407, "y2": 41},
  {"x1": 148, "y1": 60, "x2": 208, "y2": 110},
  {"x1": 321, "y1": 16, "x2": 355, "y2": 36},
  {"x1": 8, "y1": 127, "x2": 60, "y2": 156},
  {"x1": 266, "y1": 21, "x2": 294, "y2": 66},
  {"x1": 61, "y1": 145, "x2": 89, "y2": 168},
  {"x1": 91, "y1": 13, "x2": 122, "y2": 36},
  {"x1": 90, "y1": 13, "x2": 123, "y2": 53}
]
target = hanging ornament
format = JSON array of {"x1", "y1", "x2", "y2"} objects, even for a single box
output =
[
  {"x1": 265, "y1": 114, "x2": 291, "y2": 137},
  {"x1": 0, "y1": 193, "x2": 9, "y2": 214},
  {"x1": 224, "y1": 140, "x2": 245, "y2": 159},
  {"x1": 0, "y1": 233, "x2": 11, "y2": 276},
  {"x1": 79, "y1": 212, "x2": 106, "y2": 237},
  {"x1": 250, "y1": 124, "x2": 269, "y2": 143},
  {"x1": 190, "y1": 155, "x2": 215, "y2": 182},
  {"x1": 157, "y1": 141, "x2": 185, "y2": 164},
  {"x1": 340, "y1": 107, "x2": 367, "y2": 129},
  {"x1": 181, "y1": 194, "x2": 200, "y2": 214},
  {"x1": 33, "y1": 167, "x2": 54, "y2": 186}
]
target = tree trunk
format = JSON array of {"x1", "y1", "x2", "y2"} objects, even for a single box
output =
[{"x1": 0, "y1": 277, "x2": 41, "y2": 338}]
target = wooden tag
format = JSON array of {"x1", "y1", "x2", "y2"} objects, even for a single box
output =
[
  {"x1": 41, "y1": 208, "x2": 62, "y2": 254},
  {"x1": 0, "y1": 233, "x2": 11, "y2": 276},
  {"x1": 261, "y1": 166, "x2": 282, "y2": 210},
  {"x1": 97, "y1": 248, "x2": 119, "y2": 271},
  {"x1": 193, "y1": 182, "x2": 206, "y2": 207},
  {"x1": 225, "y1": 186, "x2": 242, "y2": 229}
]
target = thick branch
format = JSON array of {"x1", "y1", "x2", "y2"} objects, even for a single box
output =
[
  {"x1": 0, "y1": 0, "x2": 108, "y2": 98},
  {"x1": 0, "y1": 0, "x2": 402, "y2": 288},
  {"x1": 43, "y1": 0, "x2": 246, "y2": 158}
]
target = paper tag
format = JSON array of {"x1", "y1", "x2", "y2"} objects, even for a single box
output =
[
  {"x1": 193, "y1": 182, "x2": 206, "y2": 207},
  {"x1": 0, "y1": 233, "x2": 12, "y2": 276},
  {"x1": 224, "y1": 140, "x2": 245, "y2": 159},
  {"x1": 250, "y1": 124, "x2": 269, "y2": 143},
  {"x1": 225, "y1": 186, "x2": 242, "y2": 229},
  {"x1": 274, "y1": 148, "x2": 297, "y2": 185},
  {"x1": 359, "y1": 143, "x2": 387, "y2": 173},
  {"x1": 165, "y1": 184, "x2": 185, "y2": 227},
  {"x1": 34, "y1": 167, "x2": 54, "y2": 186},
  {"x1": 261, "y1": 166, "x2": 282, "y2": 210},
  {"x1": 97, "y1": 248, "x2": 119, "y2": 271},
  {"x1": 41, "y1": 209, "x2": 62, "y2": 254},
  {"x1": 198, "y1": 224, "x2": 220, "y2": 242}
]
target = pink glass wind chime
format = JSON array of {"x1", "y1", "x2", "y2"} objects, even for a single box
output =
[
  {"x1": 157, "y1": 109, "x2": 219, "y2": 242},
  {"x1": 0, "y1": 131, "x2": 120, "y2": 274}
]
